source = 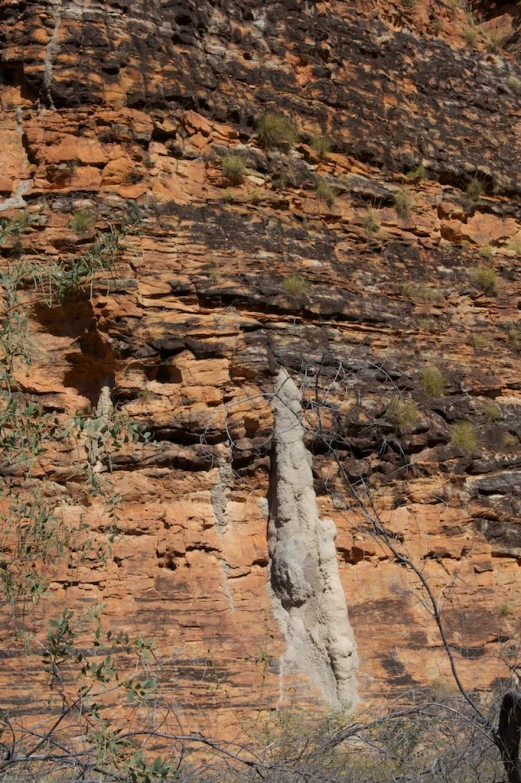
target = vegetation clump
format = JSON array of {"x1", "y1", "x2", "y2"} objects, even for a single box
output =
[
  {"x1": 256, "y1": 113, "x2": 298, "y2": 151},
  {"x1": 220, "y1": 153, "x2": 246, "y2": 185},
  {"x1": 507, "y1": 76, "x2": 521, "y2": 93},
  {"x1": 282, "y1": 274, "x2": 308, "y2": 298},
  {"x1": 508, "y1": 324, "x2": 521, "y2": 350},
  {"x1": 311, "y1": 135, "x2": 332, "y2": 160},
  {"x1": 420, "y1": 366, "x2": 447, "y2": 397},
  {"x1": 406, "y1": 163, "x2": 426, "y2": 181},
  {"x1": 386, "y1": 398, "x2": 419, "y2": 434},
  {"x1": 471, "y1": 265, "x2": 497, "y2": 295},
  {"x1": 69, "y1": 210, "x2": 97, "y2": 234},
  {"x1": 362, "y1": 208, "x2": 379, "y2": 240},
  {"x1": 450, "y1": 420, "x2": 479, "y2": 456},
  {"x1": 466, "y1": 176, "x2": 484, "y2": 203},
  {"x1": 394, "y1": 188, "x2": 414, "y2": 219},
  {"x1": 315, "y1": 177, "x2": 337, "y2": 207}
]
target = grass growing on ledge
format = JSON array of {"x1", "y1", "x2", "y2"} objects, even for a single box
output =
[
  {"x1": 406, "y1": 163, "x2": 426, "y2": 181},
  {"x1": 466, "y1": 176, "x2": 484, "y2": 203},
  {"x1": 256, "y1": 113, "x2": 298, "y2": 151},
  {"x1": 420, "y1": 367, "x2": 446, "y2": 398},
  {"x1": 311, "y1": 135, "x2": 332, "y2": 160},
  {"x1": 394, "y1": 189, "x2": 414, "y2": 219},
  {"x1": 386, "y1": 398, "x2": 419, "y2": 434},
  {"x1": 315, "y1": 178, "x2": 337, "y2": 207},
  {"x1": 283, "y1": 274, "x2": 308, "y2": 298},
  {"x1": 221, "y1": 153, "x2": 246, "y2": 185},
  {"x1": 450, "y1": 420, "x2": 479, "y2": 456},
  {"x1": 471, "y1": 265, "x2": 497, "y2": 295},
  {"x1": 362, "y1": 208, "x2": 379, "y2": 240}
]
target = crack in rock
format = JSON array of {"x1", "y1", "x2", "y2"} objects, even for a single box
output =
[{"x1": 268, "y1": 368, "x2": 358, "y2": 710}]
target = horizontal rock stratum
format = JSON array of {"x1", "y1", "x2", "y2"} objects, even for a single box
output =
[{"x1": 2, "y1": 0, "x2": 521, "y2": 737}]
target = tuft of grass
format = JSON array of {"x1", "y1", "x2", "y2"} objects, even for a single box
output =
[
  {"x1": 507, "y1": 76, "x2": 521, "y2": 93},
  {"x1": 221, "y1": 153, "x2": 246, "y2": 185},
  {"x1": 394, "y1": 189, "x2": 415, "y2": 219},
  {"x1": 486, "y1": 32, "x2": 502, "y2": 54},
  {"x1": 464, "y1": 28, "x2": 477, "y2": 46},
  {"x1": 483, "y1": 401, "x2": 501, "y2": 421},
  {"x1": 498, "y1": 601, "x2": 514, "y2": 618},
  {"x1": 400, "y1": 283, "x2": 441, "y2": 302},
  {"x1": 419, "y1": 317, "x2": 438, "y2": 333},
  {"x1": 401, "y1": 0, "x2": 416, "y2": 8},
  {"x1": 282, "y1": 274, "x2": 308, "y2": 298},
  {"x1": 311, "y1": 135, "x2": 332, "y2": 160},
  {"x1": 386, "y1": 398, "x2": 419, "y2": 434},
  {"x1": 504, "y1": 432, "x2": 519, "y2": 449},
  {"x1": 468, "y1": 333, "x2": 489, "y2": 351},
  {"x1": 479, "y1": 245, "x2": 494, "y2": 259},
  {"x1": 400, "y1": 282, "x2": 415, "y2": 299},
  {"x1": 507, "y1": 239, "x2": 521, "y2": 256},
  {"x1": 431, "y1": 17, "x2": 442, "y2": 34},
  {"x1": 420, "y1": 366, "x2": 446, "y2": 398},
  {"x1": 508, "y1": 325, "x2": 521, "y2": 350},
  {"x1": 406, "y1": 163, "x2": 426, "y2": 182},
  {"x1": 256, "y1": 113, "x2": 298, "y2": 151},
  {"x1": 470, "y1": 265, "x2": 497, "y2": 295},
  {"x1": 362, "y1": 208, "x2": 379, "y2": 240},
  {"x1": 69, "y1": 210, "x2": 97, "y2": 234},
  {"x1": 466, "y1": 176, "x2": 484, "y2": 203},
  {"x1": 315, "y1": 178, "x2": 337, "y2": 207},
  {"x1": 450, "y1": 420, "x2": 479, "y2": 456},
  {"x1": 416, "y1": 286, "x2": 441, "y2": 302}
]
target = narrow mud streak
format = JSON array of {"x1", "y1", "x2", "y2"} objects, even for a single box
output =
[
  {"x1": 210, "y1": 451, "x2": 236, "y2": 613},
  {"x1": 267, "y1": 368, "x2": 359, "y2": 710},
  {"x1": 44, "y1": 0, "x2": 63, "y2": 109}
]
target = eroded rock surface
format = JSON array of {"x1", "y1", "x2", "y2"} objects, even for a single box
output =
[{"x1": 2, "y1": 0, "x2": 521, "y2": 734}]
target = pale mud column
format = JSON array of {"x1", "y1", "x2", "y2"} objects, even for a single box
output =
[{"x1": 268, "y1": 368, "x2": 359, "y2": 710}]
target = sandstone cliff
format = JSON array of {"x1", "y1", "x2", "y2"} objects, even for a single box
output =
[{"x1": 2, "y1": 0, "x2": 521, "y2": 735}]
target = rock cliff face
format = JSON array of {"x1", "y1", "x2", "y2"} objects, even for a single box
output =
[{"x1": 2, "y1": 0, "x2": 521, "y2": 734}]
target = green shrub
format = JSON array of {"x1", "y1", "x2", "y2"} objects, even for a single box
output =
[
  {"x1": 283, "y1": 274, "x2": 308, "y2": 298},
  {"x1": 420, "y1": 367, "x2": 446, "y2": 397},
  {"x1": 221, "y1": 153, "x2": 245, "y2": 185},
  {"x1": 386, "y1": 398, "x2": 419, "y2": 434},
  {"x1": 401, "y1": 0, "x2": 415, "y2": 7},
  {"x1": 311, "y1": 135, "x2": 332, "y2": 160},
  {"x1": 466, "y1": 176, "x2": 484, "y2": 203},
  {"x1": 315, "y1": 178, "x2": 337, "y2": 207},
  {"x1": 450, "y1": 420, "x2": 479, "y2": 456},
  {"x1": 362, "y1": 208, "x2": 379, "y2": 239},
  {"x1": 394, "y1": 189, "x2": 414, "y2": 219},
  {"x1": 471, "y1": 265, "x2": 497, "y2": 295},
  {"x1": 256, "y1": 113, "x2": 298, "y2": 151},
  {"x1": 69, "y1": 210, "x2": 97, "y2": 234}
]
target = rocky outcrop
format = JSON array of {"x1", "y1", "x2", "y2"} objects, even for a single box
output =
[{"x1": 2, "y1": 0, "x2": 521, "y2": 735}]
